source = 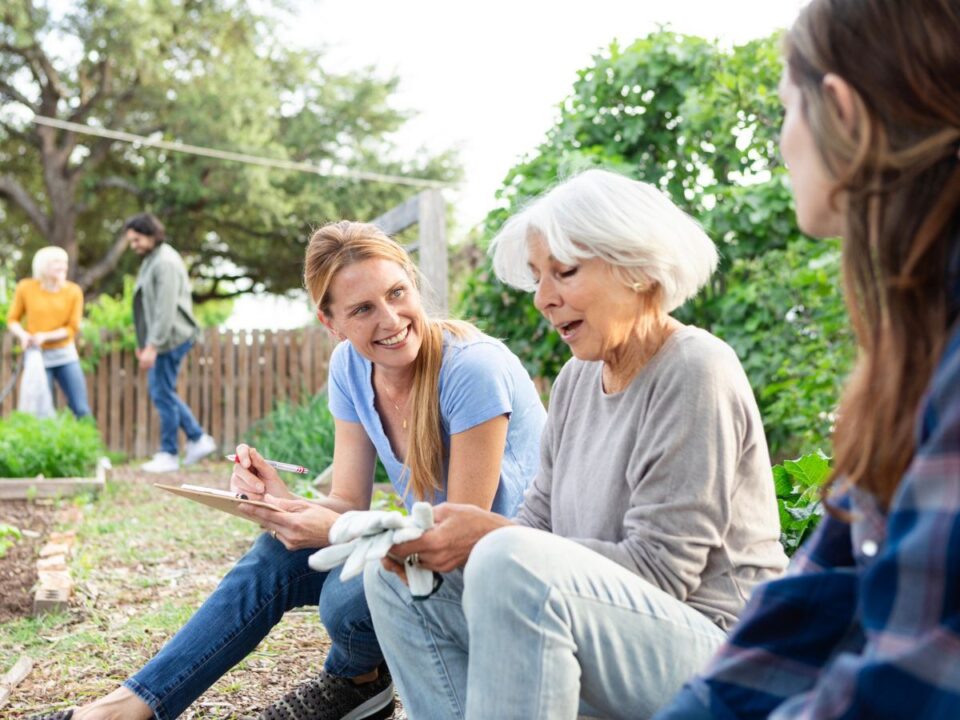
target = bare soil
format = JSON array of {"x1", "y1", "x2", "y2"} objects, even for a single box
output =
[{"x1": 0, "y1": 499, "x2": 59, "y2": 623}]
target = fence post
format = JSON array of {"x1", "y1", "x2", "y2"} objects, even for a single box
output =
[{"x1": 417, "y1": 189, "x2": 448, "y2": 316}]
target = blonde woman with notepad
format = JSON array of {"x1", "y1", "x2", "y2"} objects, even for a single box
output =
[{"x1": 40, "y1": 222, "x2": 545, "y2": 720}]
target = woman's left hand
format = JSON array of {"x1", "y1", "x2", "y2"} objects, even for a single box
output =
[
  {"x1": 240, "y1": 494, "x2": 340, "y2": 551},
  {"x1": 383, "y1": 503, "x2": 513, "y2": 581}
]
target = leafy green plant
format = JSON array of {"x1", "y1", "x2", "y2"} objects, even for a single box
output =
[
  {"x1": 773, "y1": 451, "x2": 831, "y2": 555},
  {"x1": 0, "y1": 523, "x2": 22, "y2": 558},
  {"x1": 371, "y1": 488, "x2": 406, "y2": 515},
  {"x1": 80, "y1": 276, "x2": 138, "y2": 371},
  {"x1": 244, "y1": 392, "x2": 389, "y2": 497},
  {"x1": 0, "y1": 412, "x2": 105, "y2": 478}
]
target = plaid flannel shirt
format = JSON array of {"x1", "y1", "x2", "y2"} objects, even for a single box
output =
[{"x1": 655, "y1": 321, "x2": 960, "y2": 719}]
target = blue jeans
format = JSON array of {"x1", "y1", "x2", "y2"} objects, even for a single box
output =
[
  {"x1": 148, "y1": 340, "x2": 203, "y2": 454},
  {"x1": 46, "y1": 360, "x2": 91, "y2": 418},
  {"x1": 124, "y1": 533, "x2": 383, "y2": 720},
  {"x1": 365, "y1": 526, "x2": 726, "y2": 720}
]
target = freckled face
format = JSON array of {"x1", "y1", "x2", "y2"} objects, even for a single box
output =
[
  {"x1": 779, "y1": 72, "x2": 845, "y2": 238},
  {"x1": 527, "y1": 233, "x2": 644, "y2": 364},
  {"x1": 322, "y1": 258, "x2": 423, "y2": 370}
]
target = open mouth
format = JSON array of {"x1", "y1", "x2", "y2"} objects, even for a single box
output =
[
  {"x1": 376, "y1": 325, "x2": 411, "y2": 346},
  {"x1": 555, "y1": 320, "x2": 582, "y2": 340}
]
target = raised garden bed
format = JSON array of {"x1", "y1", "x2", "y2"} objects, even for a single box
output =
[{"x1": 0, "y1": 458, "x2": 109, "y2": 500}]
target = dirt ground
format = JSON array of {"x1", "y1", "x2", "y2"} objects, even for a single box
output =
[
  {"x1": 0, "y1": 464, "x2": 405, "y2": 719},
  {"x1": 0, "y1": 500, "x2": 58, "y2": 624}
]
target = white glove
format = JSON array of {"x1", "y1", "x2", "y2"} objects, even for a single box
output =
[{"x1": 309, "y1": 501, "x2": 437, "y2": 598}]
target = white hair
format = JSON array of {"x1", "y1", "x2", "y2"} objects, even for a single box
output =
[
  {"x1": 32, "y1": 246, "x2": 69, "y2": 279},
  {"x1": 490, "y1": 169, "x2": 719, "y2": 312}
]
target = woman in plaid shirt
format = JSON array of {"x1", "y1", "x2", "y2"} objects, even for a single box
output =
[{"x1": 656, "y1": 0, "x2": 960, "y2": 718}]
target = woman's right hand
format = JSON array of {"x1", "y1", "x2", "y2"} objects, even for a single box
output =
[
  {"x1": 231, "y1": 443, "x2": 295, "y2": 501},
  {"x1": 384, "y1": 503, "x2": 513, "y2": 580}
]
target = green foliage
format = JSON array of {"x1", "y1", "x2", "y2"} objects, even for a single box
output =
[
  {"x1": 244, "y1": 392, "x2": 389, "y2": 497},
  {"x1": 0, "y1": 522, "x2": 21, "y2": 559},
  {"x1": 0, "y1": 412, "x2": 105, "y2": 478},
  {"x1": 774, "y1": 451, "x2": 832, "y2": 555},
  {"x1": 0, "y1": 1, "x2": 459, "y2": 300},
  {"x1": 79, "y1": 276, "x2": 137, "y2": 370},
  {"x1": 371, "y1": 488, "x2": 407, "y2": 515},
  {"x1": 457, "y1": 29, "x2": 854, "y2": 458}
]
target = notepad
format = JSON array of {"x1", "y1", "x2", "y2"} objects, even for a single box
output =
[{"x1": 154, "y1": 483, "x2": 286, "y2": 522}]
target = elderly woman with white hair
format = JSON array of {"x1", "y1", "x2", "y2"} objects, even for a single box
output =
[
  {"x1": 7, "y1": 246, "x2": 91, "y2": 418},
  {"x1": 363, "y1": 169, "x2": 788, "y2": 719}
]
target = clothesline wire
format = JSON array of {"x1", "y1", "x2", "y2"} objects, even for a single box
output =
[{"x1": 31, "y1": 115, "x2": 450, "y2": 190}]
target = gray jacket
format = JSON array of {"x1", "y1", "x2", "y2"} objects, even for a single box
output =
[{"x1": 133, "y1": 243, "x2": 198, "y2": 353}]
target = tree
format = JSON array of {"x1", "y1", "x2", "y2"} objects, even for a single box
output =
[
  {"x1": 458, "y1": 30, "x2": 854, "y2": 459},
  {"x1": 0, "y1": 0, "x2": 458, "y2": 298}
]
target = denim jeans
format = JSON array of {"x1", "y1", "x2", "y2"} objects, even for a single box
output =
[
  {"x1": 365, "y1": 526, "x2": 727, "y2": 720},
  {"x1": 148, "y1": 339, "x2": 203, "y2": 454},
  {"x1": 124, "y1": 532, "x2": 383, "y2": 720},
  {"x1": 46, "y1": 360, "x2": 91, "y2": 418}
]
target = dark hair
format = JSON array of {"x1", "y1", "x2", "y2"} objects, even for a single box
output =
[
  {"x1": 785, "y1": 0, "x2": 960, "y2": 508},
  {"x1": 122, "y1": 212, "x2": 166, "y2": 243}
]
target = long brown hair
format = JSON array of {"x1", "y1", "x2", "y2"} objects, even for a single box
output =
[
  {"x1": 785, "y1": 0, "x2": 960, "y2": 507},
  {"x1": 304, "y1": 221, "x2": 474, "y2": 501}
]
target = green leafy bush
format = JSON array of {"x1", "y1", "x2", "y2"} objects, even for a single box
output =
[
  {"x1": 774, "y1": 451, "x2": 831, "y2": 555},
  {"x1": 0, "y1": 411, "x2": 105, "y2": 478},
  {"x1": 244, "y1": 392, "x2": 389, "y2": 496}
]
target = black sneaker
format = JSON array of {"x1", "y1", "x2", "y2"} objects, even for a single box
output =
[{"x1": 260, "y1": 665, "x2": 395, "y2": 720}]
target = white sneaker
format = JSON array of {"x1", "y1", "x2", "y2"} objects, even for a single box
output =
[
  {"x1": 184, "y1": 433, "x2": 217, "y2": 465},
  {"x1": 142, "y1": 451, "x2": 180, "y2": 473}
]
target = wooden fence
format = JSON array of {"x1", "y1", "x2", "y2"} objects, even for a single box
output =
[{"x1": 0, "y1": 327, "x2": 335, "y2": 458}]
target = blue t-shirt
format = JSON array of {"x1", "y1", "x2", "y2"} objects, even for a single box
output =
[{"x1": 327, "y1": 331, "x2": 546, "y2": 516}]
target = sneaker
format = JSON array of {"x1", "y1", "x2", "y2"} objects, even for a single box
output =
[
  {"x1": 141, "y1": 451, "x2": 180, "y2": 473},
  {"x1": 260, "y1": 665, "x2": 395, "y2": 720},
  {"x1": 183, "y1": 433, "x2": 217, "y2": 465}
]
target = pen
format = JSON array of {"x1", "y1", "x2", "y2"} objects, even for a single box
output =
[{"x1": 226, "y1": 454, "x2": 310, "y2": 475}]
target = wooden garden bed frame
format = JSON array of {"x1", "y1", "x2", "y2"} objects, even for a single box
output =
[{"x1": 0, "y1": 458, "x2": 108, "y2": 500}]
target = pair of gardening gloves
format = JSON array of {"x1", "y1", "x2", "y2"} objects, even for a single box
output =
[{"x1": 308, "y1": 502, "x2": 437, "y2": 597}]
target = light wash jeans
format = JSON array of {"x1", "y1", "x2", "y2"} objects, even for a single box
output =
[
  {"x1": 124, "y1": 532, "x2": 383, "y2": 720},
  {"x1": 364, "y1": 526, "x2": 726, "y2": 720},
  {"x1": 148, "y1": 339, "x2": 203, "y2": 455}
]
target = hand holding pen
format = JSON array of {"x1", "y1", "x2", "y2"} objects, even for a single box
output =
[{"x1": 229, "y1": 443, "x2": 298, "y2": 501}]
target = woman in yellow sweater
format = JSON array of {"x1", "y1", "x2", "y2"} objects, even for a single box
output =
[{"x1": 7, "y1": 246, "x2": 91, "y2": 418}]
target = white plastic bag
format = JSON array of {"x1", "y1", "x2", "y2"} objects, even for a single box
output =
[{"x1": 18, "y1": 348, "x2": 55, "y2": 418}]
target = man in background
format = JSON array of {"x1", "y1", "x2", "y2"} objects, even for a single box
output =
[{"x1": 124, "y1": 212, "x2": 216, "y2": 473}]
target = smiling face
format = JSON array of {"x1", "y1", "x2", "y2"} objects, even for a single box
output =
[
  {"x1": 320, "y1": 257, "x2": 424, "y2": 371},
  {"x1": 527, "y1": 233, "x2": 646, "y2": 364},
  {"x1": 125, "y1": 229, "x2": 159, "y2": 256},
  {"x1": 779, "y1": 72, "x2": 845, "y2": 238}
]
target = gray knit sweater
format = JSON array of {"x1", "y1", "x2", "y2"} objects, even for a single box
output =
[{"x1": 515, "y1": 326, "x2": 787, "y2": 630}]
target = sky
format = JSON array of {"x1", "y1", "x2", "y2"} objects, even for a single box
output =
[{"x1": 226, "y1": 0, "x2": 805, "y2": 329}]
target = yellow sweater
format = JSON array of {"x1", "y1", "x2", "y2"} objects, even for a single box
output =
[{"x1": 7, "y1": 278, "x2": 84, "y2": 350}]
